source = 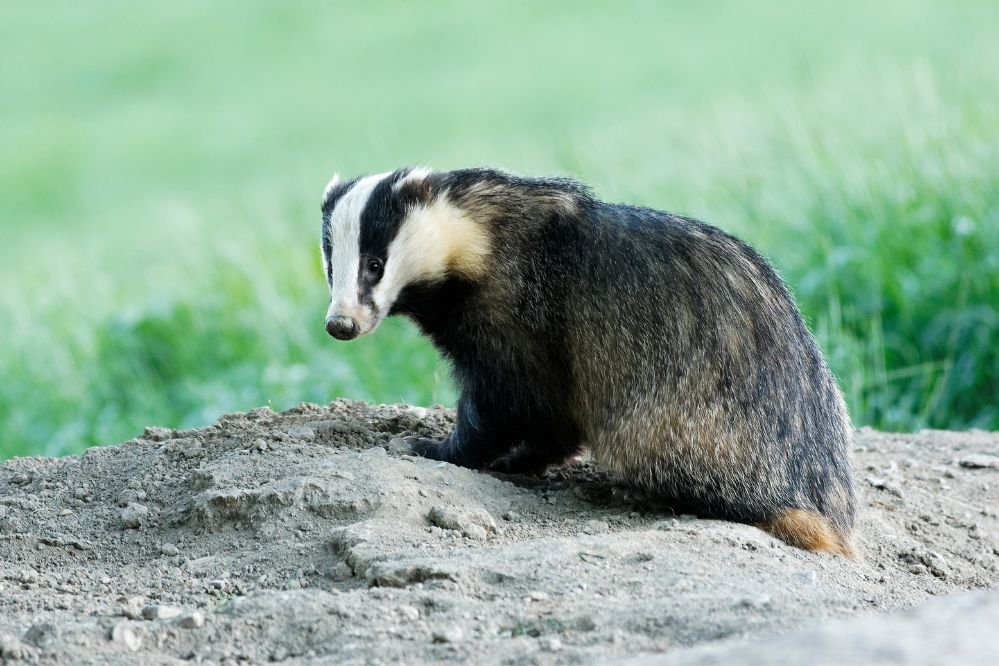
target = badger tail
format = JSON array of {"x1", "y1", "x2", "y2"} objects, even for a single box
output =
[{"x1": 758, "y1": 508, "x2": 856, "y2": 558}]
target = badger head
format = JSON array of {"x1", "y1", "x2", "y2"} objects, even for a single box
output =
[{"x1": 320, "y1": 168, "x2": 491, "y2": 340}]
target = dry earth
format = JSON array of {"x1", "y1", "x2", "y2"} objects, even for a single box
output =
[{"x1": 1, "y1": 400, "x2": 997, "y2": 665}]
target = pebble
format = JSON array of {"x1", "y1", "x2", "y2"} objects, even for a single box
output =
[
  {"x1": 177, "y1": 611, "x2": 205, "y2": 629},
  {"x1": 22, "y1": 623, "x2": 58, "y2": 649},
  {"x1": 502, "y1": 510, "x2": 521, "y2": 522},
  {"x1": 11, "y1": 473, "x2": 31, "y2": 486},
  {"x1": 583, "y1": 519, "x2": 610, "y2": 535},
  {"x1": 121, "y1": 503, "x2": 150, "y2": 529},
  {"x1": 736, "y1": 594, "x2": 772, "y2": 610},
  {"x1": 160, "y1": 543, "x2": 180, "y2": 557},
  {"x1": 899, "y1": 548, "x2": 950, "y2": 579},
  {"x1": 432, "y1": 626, "x2": 464, "y2": 644},
  {"x1": 143, "y1": 426, "x2": 173, "y2": 441},
  {"x1": 865, "y1": 475, "x2": 903, "y2": 497},
  {"x1": 118, "y1": 596, "x2": 145, "y2": 619},
  {"x1": 17, "y1": 569, "x2": 39, "y2": 584},
  {"x1": 142, "y1": 604, "x2": 182, "y2": 621},
  {"x1": 462, "y1": 524, "x2": 488, "y2": 540},
  {"x1": 428, "y1": 506, "x2": 497, "y2": 534},
  {"x1": 74, "y1": 487, "x2": 89, "y2": 499},
  {"x1": 109, "y1": 622, "x2": 143, "y2": 651},
  {"x1": 540, "y1": 637, "x2": 563, "y2": 652},
  {"x1": 58, "y1": 509, "x2": 73, "y2": 517},
  {"x1": 959, "y1": 454, "x2": 999, "y2": 469},
  {"x1": 398, "y1": 605, "x2": 421, "y2": 621},
  {"x1": 405, "y1": 406, "x2": 429, "y2": 420}
]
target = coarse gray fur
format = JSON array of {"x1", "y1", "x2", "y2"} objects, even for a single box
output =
[{"x1": 320, "y1": 167, "x2": 858, "y2": 553}]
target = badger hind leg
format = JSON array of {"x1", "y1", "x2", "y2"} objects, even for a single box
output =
[{"x1": 758, "y1": 508, "x2": 855, "y2": 558}]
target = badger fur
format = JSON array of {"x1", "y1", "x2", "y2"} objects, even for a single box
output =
[{"x1": 320, "y1": 167, "x2": 858, "y2": 556}]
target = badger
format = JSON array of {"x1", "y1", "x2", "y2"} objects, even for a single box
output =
[{"x1": 320, "y1": 167, "x2": 858, "y2": 556}]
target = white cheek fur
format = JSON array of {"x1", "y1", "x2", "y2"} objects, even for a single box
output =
[{"x1": 371, "y1": 196, "x2": 491, "y2": 312}]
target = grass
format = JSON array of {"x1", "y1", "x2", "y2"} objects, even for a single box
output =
[{"x1": 1, "y1": 2, "x2": 997, "y2": 458}]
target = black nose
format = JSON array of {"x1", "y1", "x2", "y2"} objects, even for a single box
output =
[{"x1": 325, "y1": 316, "x2": 359, "y2": 340}]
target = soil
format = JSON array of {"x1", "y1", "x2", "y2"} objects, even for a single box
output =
[{"x1": 1, "y1": 400, "x2": 997, "y2": 665}]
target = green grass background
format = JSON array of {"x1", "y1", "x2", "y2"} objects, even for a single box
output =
[{"x1": 2, "y1": 2, "x2": 997, "y2": 458}]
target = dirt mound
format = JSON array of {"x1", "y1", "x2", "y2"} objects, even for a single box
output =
[{"x1": 1, "y1": 401, "x2": 997, "y2": 664}]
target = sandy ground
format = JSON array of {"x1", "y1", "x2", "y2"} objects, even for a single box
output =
[{"x1": 1, "y1": 400, "x2": 997, "y2": 665}]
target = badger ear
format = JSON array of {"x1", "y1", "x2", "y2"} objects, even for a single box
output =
[
  {"x1": 393, "y1": 166, "x2": 435, "y2": 206},
  {"x1": 322, "y1": 173, "x2": 342, "y2": 203}
]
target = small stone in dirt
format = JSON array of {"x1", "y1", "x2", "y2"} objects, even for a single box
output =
[
  {"x1": 177, "y1": 610, "x2": 205, "y2": 629},
  {"x1": 398, "y1": 605, "x2": 420, "y2": 621},
  {"x1": 22, "y1": 623, "x2": 58, "y2": 649},
  {"x1": 959, "y1": 454, "x2": 999, "y2": 469},
  {"x1": 736, "y1": 594, "x2": 772, "y2": 610},
  {"x1": 866, "y1": 475, "x2": 904, "y2": 497},
  {"x1": 899, "y1": 548, "x2": 950, "y2": 579},
  {"x1": 540, "y1": 637, "x2": 563, "y2": 652},
  {"x1": 142, "y1": 604, "x2": 182, "y2": 621},
  {"x1": 331, "y1": 561, "x2": 354, "y2": 581},
  {"x1": 17, "y1": 569, "x2": 39, "y2": 584},
  {"x1": 406, "y1": 406, "x2": 429, "y2": 419},
  {"x1": 11, "y1": 472, "x2": 31, "y2": 486},
  {"x1": 118, "y1": 596, "x2": 145, "y2": 619},
  {"x1": 172, "y1": 437, "x2": 204, "y2": 458},
  {"x1": 502, "y1": 510, "x2": 521, "y2": 522},
  {"x1": 160, "y1": 543, "x2": 180, "y2": 556},
  {"x1": 121, "y1": 503, "x2": 150, "y2": 529},
  {"x1": 143, "y1": 426, "x2": 173, "y2": 441},
  {"x1": 432, "y1": 627, "x2": 464, "y2": 644},
  {"x1": 109, "y1": 623, "x2": 143, "y2": 651},
  {"x1": 583, "y1": 519, "x2": 610, "y2": 535},
  {"x1": 463, "y1": 524, "x2": 488, "y2": 540},
  {"x1": 428, "y1": 505, "x2": 497, "y2": 534}
]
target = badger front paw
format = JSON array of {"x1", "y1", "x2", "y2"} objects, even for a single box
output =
[{"x1": 404, "y1": 436, "x2": 448, "y2": 460}]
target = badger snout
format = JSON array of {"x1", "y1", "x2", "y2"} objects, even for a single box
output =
[{"x1": 325, "y1": 315, "x2": 359, "y2": 340}]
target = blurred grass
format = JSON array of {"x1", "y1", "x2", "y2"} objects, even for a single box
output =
[{"x1": 1, "y1": 1, "x2": 997, "y2": 457}]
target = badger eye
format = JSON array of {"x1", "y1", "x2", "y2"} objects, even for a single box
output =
[{"x1": 366, "y1": 258, "x2": 384, "y2": 277}]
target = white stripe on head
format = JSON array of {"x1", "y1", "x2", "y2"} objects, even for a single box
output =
[{"x1": 324, "y1": 171, "x2": 392, "y2": 323}]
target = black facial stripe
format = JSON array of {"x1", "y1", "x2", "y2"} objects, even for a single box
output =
[
  {"x1": 321, "y1": 232, "x2": 333, "y2": 283},
  {"x1": 358, "y1": 169, "x2": 410, "y2": 262}
]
